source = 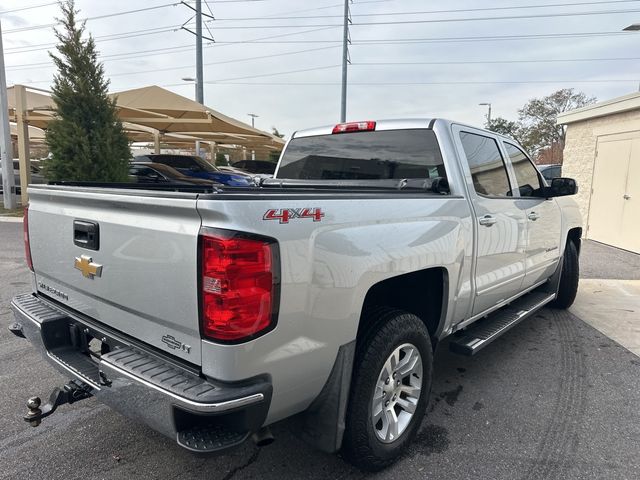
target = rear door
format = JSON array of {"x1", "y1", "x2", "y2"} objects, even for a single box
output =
[
  {"x1": 503, "y1": 142, "x2": 562, "y2": 289},
  {"x1": 453, "y1": 127, "x2": 527, "y2": 316},
  {"x1": 28, "y1": 187, "x2": 203, "y2": 364}
]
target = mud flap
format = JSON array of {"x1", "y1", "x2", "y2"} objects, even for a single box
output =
[{"x1": 293, "y1": 341, "x2": 356, "y2": 453}]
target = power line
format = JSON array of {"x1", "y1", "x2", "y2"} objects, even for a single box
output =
[
  {"x1": 5, "y1": 29, "x2": 632, "y2": 71},
  {"x1": 1, "y1": 2, "x2": 357, "y2": 54},
  {"x1": 6, "y1": 43, "x2": 195, "y2": 70},
  {"x1": 265, "y1": 2, "x2": 343, "y2": 17},
  {"x1": 354, "y1": 57, "x2": 640, "y2": 65},
  {"x1": 151, "y1": 65, "x2": 341, "y2": 87},
  {"x1": 12, "y1": 1, "x2": 633, "y2": 34},
  {"x1": 210, "y1": 0, "x2": 640, "y2": 20},
  {"x1": 4, "y1": 26, "x2": 184, "y2": 54},
  {"x1": 109, "y1": 45, "x2": 341, "y2": 77},
  {"x1": 182, "y1": 30, "x2": 631, "y2": 43},
  {"x1": 3, "y1": 2, "x2": 181, "y2": 34},
  {"x1": 184, "y1": 7, "x2": 640, "y2": 29},
  {"x1": 208, "y1": 64, "x2": 341, "y2": 82},
  {"x1": 5, "y1": 25, "x2": 339, "y2": 70},
  {"x1": 13, "y1": 54, "x2": 638, "y2": 86},
  {"x1": 0, "y1": 2, "x2": 57, "y2": 15},
  {"x1": 165, "y1": 79, "x2": 640, "y2": 86},
  {"x1": 184, "y1": 0, "x2": 270, "y2": 3},
  {"x1": 351, "y1": 31, "x2": 630, "y2": 45}
]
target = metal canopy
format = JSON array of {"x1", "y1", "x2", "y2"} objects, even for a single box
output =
[
  {"x1": 7, "y1": 84, "x2": 284, "y2": 149},
  {"x1": 5, "y1": 83, "x2": 285, "y2": 204},
  {"x1": 110, "y1": 85, "x2": 283, "y2": 146}
]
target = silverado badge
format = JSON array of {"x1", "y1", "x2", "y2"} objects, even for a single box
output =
[{"x1": 74, "y1": 255, "x2": 103, "y2": 279}]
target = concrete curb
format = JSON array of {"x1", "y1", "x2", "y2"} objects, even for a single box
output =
[
  {"x1": 0, "y1": 217, "x2": 23, "y2": 223},
  {"x1": 571, "y1": 278, "x2": 640, "y2": 357}
]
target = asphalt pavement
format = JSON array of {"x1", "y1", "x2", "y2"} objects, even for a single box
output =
[{"x1": 1, "y1": 221, "x2": 639, "y2": 479}]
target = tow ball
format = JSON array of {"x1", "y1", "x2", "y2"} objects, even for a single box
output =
[{"x1": 24, "y1": 380, "x2": 93, "y2": 427}]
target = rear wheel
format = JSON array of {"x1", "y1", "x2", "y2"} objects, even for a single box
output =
[
  {"x1": 342, "y1": 309, "x2": 433, "y2": 471},
  {"x1": 549, "y1": 240, "x2": 579, "y2": 309}
]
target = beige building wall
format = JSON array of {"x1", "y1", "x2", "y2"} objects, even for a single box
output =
[{"x1": 562, "y1": 109, "x2": 640, "y2": 226}]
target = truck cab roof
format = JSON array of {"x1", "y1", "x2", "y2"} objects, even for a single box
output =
[{"x1": 292, "y1": 118, "x2": 518, "y2": 143}]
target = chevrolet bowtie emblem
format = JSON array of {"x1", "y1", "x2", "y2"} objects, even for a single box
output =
[{"x1": 74, "y1": 255, "x2": 103, "y2": 279}]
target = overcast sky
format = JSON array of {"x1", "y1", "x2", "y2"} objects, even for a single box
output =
[{"x1": 2, "y1": 0, "x2": 639, "y2": 137}]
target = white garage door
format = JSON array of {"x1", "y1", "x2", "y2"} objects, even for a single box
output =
[{"x1": 588, "y1": 134, "x2": 640, "y2": 253}]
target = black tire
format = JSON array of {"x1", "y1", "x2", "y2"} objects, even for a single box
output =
[
  {"x1": 341, "y1": 309, "x2": 433, "y2": 471},
  {"x1": 549, "y1": 240, "x2": 579, "y2": 309}
]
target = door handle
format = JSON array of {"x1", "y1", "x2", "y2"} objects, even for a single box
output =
[
  {"x1": 479, "y1": 215, "x2": 497, "y2": 227},
  {"x1": 527, "y1": 212, "x2": 540, "y2": 221},
  {"x1": 623, "y1": 194, "x2": 631, "y2": 200}
]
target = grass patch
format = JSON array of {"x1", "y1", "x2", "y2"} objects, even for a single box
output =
[{"x1": 0, "y1": 201, "x2": 25, "y2": 217}]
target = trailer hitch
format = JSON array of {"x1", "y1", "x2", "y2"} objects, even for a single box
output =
[{"x1": 24, "y1": 380, "x2": 93, "y2": 427}]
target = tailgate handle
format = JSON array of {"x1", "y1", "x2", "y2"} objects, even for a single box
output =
[{"x1": 73, "y1": 220, "x2": 99, "y2": 251}]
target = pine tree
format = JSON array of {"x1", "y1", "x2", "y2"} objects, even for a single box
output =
[{"x1": 44, "y1": 0, "x2": 130, "y2": 182}]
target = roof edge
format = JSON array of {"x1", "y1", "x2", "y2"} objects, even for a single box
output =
[{"x1": 557, "y1": 91, "x2": 640, "y2": 125}]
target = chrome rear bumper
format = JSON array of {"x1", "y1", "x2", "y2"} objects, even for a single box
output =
[{"x1": 11, "y1": 293, "x2": 271, "y2": 450}]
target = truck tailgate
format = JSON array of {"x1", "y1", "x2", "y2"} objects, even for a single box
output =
[{"x1": 27, "y1": 186, "x2": 203, "y2": 365}]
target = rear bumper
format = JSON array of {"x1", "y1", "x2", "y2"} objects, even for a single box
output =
[{"x1": 10, "y1": 293, "x2": 272, "y2": 453}]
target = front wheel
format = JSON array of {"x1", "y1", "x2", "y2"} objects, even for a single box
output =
[
  {"x1": 342, "y1": 309, "x2": 433, "y2": 471},
  {"x1": 549, "y1": 240, "x2": 579, "y2": 309}
]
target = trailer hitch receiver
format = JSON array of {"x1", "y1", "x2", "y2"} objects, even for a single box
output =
[{"x1": 24, "y1": 380, "x2": 93, "y2": 427}]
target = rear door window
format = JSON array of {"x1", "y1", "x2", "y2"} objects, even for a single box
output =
[
  {"x1": 277, "y1": 129, "x2": 446, "y2": 181},
  {"x1": 459, "y1": 132, "x2": 512, "y2": 197}
]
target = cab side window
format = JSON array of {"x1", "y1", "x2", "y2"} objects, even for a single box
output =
[
  {"x1": 505, "y1": 142, "x2": 542, "y2": 197},
  {"x1": 459, "y1": 132, "x2": 512, "y2": 197}
]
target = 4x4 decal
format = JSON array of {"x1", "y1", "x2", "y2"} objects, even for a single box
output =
[{"x1": 263, "y1": 208, "x2": 325, "y2": 224}]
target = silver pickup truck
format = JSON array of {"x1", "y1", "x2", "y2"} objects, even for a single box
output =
[{"x1": 10, "y1": 119, "x2": 581, "y2": 471}]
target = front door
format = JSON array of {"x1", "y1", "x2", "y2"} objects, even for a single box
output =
[
  {"x1": 503, "y1": 142, "x2": 562, "y2": 289},
  {"x1": 454, "y1": 127, "x2": 528, "y2": 316}
]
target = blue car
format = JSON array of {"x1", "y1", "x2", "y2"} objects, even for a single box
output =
[{"x1": 134, "y1": 154, "x2": 253, "y2": 187}]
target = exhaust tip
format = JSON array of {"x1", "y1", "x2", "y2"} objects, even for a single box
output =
[{"x1": 251, "y1": 427, "x2": 274, "y2": 447}]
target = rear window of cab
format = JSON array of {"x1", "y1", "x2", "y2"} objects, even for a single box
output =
[{"x1": 277, "y1": 129, "x2": 446, "y2": 181}]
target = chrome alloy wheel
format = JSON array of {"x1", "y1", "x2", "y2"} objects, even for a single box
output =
[{"x1": 371, "y1": 343, "x2": 423, "y2": 443}]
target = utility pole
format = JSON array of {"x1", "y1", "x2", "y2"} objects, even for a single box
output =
[
  {"x1": 180, "y1": 1, "x2": 213, "y2": 159},
  {"x1": 340, "y1": 0, "x2": 351, "y2": 122},
  {"x1": 247, "y1": 113, "x2": 258, "y2": 128},
  {"x1": 0, "y1": 19, "x2": 17, "y2": 210},
  {"x1": 195, "y1": 0, "x2": 204, "y2": 105},
  {"x1": 180, "y1": 1, "x2": 214, "y2": 103}
]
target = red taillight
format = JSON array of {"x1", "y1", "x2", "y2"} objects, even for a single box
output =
[
  {"x1": 23, "y1": 205, "x2": 33, "y2": 271},
  {"x1": 200, "y1": 229, "x2": 278, "y2": 342},
  {"x1": 332, "y1": 121, "x2": 376, "y2": 134}
]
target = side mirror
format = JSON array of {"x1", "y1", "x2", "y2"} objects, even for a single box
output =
[
  {"x1": 550, "y1": 177, "x2": 578, "y2": 196},
  {"x1": 535, "y1": 177, "x2": 578, "y2": 198}
]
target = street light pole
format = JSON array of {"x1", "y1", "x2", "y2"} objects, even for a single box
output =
[
  {"x1": 195, "y1": 0, "x2": 204, "y2": 105},
  {"x1": 0, "y1": 19, "x2": 17, "y2": 210},
  {"x1": 247, "y1": 113, "x2": 258, "y2": 128},
  {"x1": 479, "y1": 102, "x2": 492, "y2": 126},
  {"x1": 180, "y1": 76, "x2": 203, "y2": 158}
]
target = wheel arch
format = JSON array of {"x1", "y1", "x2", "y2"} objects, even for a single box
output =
[{"x1": 357, "y1": 267, "x2": 449, "y2": 349}]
